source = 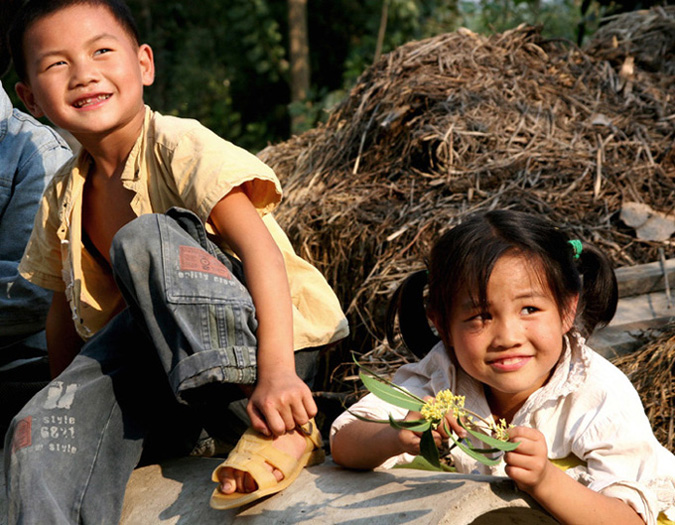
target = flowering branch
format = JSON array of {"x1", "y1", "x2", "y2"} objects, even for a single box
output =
[{"x1": 350, "y1": 357, "x2": 519, "y2": 470}]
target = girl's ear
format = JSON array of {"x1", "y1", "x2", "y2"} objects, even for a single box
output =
[
  {"x1": 562, "y1": 294, "x2": 580, "y2": 333},
  {"x1": 428, "y1": 310, "x2": 452, "y2": 347},
  {"x1": 15, "y1": 82, "x2": 44, "y2": 118}
]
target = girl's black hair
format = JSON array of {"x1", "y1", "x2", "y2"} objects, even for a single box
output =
[
  {"x1": 386, "y1": 210, "x2": 618, "y2": 358},
  {"x1": 9, "y1": 0, "x2": 140, "y2": 81}
]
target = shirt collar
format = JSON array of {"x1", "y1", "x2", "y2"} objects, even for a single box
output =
[{"x1": 120, "y1": 106, "x2": 152, "y2": 183}]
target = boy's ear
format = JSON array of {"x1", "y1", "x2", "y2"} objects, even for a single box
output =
[
  {"x1": 138, "y1": 43, "x2": 155, "y2": 87},
  {"x1": 15, "y1": 82, "x2": 45, "y2": 118},
  {"x1": 562, "y1": 294, "x2": 579, "y2": 333}
]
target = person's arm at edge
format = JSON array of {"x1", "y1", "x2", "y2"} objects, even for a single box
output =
[
  {"x1": 208, "y1": 186, "x2": 316, "y2": 436},
  {"x1": 331, "y1": 419, "x2": 409, "y2": 470},
  {"x1": 46, "y1": 291, "x2": 83, "y2": 378},
  {"x1": 505, "y1": 426, "x2": 644, "y2": 525}
]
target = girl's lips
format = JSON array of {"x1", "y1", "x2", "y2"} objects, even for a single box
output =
[{"x1": 488, "y1": 355, "x2": 532, "y2": 372}]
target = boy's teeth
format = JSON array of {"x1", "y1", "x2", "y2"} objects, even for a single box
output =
[{"x1": 74, "y1": 94, "x2": 110, "y2": 107}]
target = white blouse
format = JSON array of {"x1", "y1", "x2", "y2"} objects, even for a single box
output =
[{"x1": 330, "y1": 334, "x2": 675, "y2": 524}]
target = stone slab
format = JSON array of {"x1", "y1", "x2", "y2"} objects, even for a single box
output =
[
  {"x1": 121, "y1": 457, "x2": 554, "y2": 525},
  {"x1": 1, "y1": 450, "x2": 554, "y2": 525}
]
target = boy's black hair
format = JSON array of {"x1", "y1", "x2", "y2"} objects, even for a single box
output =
[
  {"x1": 9, "y1": 0, "x2": 140, "y2": 81},
  {"x1": 386, "y1": 209, "x2": 618, "y2": 358}
]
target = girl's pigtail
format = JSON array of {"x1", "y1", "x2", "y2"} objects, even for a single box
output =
[
  {"x1": 385, "y1": 270, "x2": 440, "y2": 359},
  {"x1": 575, "y1": 243, "x2": 619, "y2": 336}
]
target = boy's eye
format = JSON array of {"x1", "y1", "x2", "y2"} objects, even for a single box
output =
[
  {"x1": 94, "y1": 48, "x2": 112, "y2": 56},
  {"x1": 46, "y1": 60, "x2": 67, "y2": 70}
]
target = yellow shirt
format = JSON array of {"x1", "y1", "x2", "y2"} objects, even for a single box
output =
[{"x1": 19, "y1": 107, "x2": 349, "y2": 349}]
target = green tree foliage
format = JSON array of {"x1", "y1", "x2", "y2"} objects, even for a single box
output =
[
  {"x1": 125, "y1": 0, "x2": 461, "y2": 151},
  {"x1": 127, "y1": 0, "x2": 290, "y2": 151},
  {"x1": 5, "y1": 1, "x2": 649, "y2": 150}
]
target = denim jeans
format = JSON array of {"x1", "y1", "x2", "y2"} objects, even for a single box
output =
[{"x1": 3, "y1": 208, "x2": 318, "y2": 525}]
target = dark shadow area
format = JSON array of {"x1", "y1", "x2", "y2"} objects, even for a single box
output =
[{"x1": 468, "y1": 507, "x2": 559, "y2": 524}]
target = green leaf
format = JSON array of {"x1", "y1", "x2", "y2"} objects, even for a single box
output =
[
  {"x1": 420, "y1": 429, "x2": 441, "y2": 468},
  {"x1": 459, "y1": 420, "x2": 520, "y2": 452},
  {"x1": 388, "y1": 414, "x2": 430, "y2": 433},
  {"x1": 359, "y1": 371, "x2": 425, "y2": 412},
  {"x1": 346, "y1": 410, "x2": 392, "y2": 426},
  {"x1": 449, "y1": 433, "x2": 502, "y2": 467},
  {"x1": 352, "y1": 354, "x2": 426, "y2": 404},
  {"x1": 394, "y1": 455, "x2": 454, "y2": 472}
]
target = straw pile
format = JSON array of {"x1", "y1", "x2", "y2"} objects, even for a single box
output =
[
  {"x1": 258, "y1": 10, "x2": 675, "y2": 396},
  {"x1": 613, "y1": 324, "x2": 675, "y2": 453}
]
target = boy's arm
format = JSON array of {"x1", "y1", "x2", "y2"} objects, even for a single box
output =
[
  {"x1": 505, "y1": 427, "x2": 644, "y2": 525},
  {"x1": 208, "y1": 187, "x2": 316, "y2": 437},
  {"x1": 46, "y1": 291, "x2": 83, "y2": 378}
]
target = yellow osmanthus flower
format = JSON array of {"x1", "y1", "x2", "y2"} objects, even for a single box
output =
[
  {"x1": 421, "y1": 389, "x2": 466, "y2": 428},
  {"x1": 421, "y1": 389, "x2": 513, "y2": 442},
  {"x1": 492, "y1": 418, "x2": 514, "y2": 441}
]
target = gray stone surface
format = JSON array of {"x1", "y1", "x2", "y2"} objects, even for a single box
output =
[
  {"x1": 121, "y1": 457, "x2": 553, "y2": 525},
  {"x1": 1, "y1": 450, "x2": 553, "y2": 525}
]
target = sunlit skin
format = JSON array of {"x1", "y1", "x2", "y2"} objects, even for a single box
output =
[{"x1": 16, "y1": 3, "x2": 314, "y2": 496}]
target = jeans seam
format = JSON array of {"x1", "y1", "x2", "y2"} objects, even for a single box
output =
[{"x1": 74, "y1": 397, "x2": 118, "y2": 523}]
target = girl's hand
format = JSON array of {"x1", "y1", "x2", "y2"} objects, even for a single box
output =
[
  {"x1": 437, "y1": 409, "x2": 468, "y2": 442},
  {"x1": 398, "y1": 397, "x2": 468, "y2": 456},
  {"x1": 503, "y1": 426, "x2": 552, "y2": 494},
  {"x1": 397, "y1": 410, "x2": 425, "y2": 455}
]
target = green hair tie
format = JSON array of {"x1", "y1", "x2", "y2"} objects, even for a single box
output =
[{"x1": 568, "y1": 239, "x2": 582, "y2": 259}]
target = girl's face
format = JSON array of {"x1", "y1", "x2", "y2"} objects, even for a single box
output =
[{"x1": 444, "y1": 253, "x2": 577, "y2": 419}]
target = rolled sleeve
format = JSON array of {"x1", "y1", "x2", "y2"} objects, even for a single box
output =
[{"x1": 163, "y1": 125, "x2": 282, "y2": 223}]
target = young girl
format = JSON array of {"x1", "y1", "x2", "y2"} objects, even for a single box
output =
[{"x1": 330, "y1": 210, "x2": 675, "y2": 525}]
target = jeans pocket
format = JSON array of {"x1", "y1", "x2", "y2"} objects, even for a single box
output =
[{"x1": 159, "y1": 216, "x2": 252, "y2": 308}]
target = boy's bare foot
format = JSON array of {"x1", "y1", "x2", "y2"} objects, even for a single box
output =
[{"x1": 217, "y1": 428, "x2": 308, "y2": 494}]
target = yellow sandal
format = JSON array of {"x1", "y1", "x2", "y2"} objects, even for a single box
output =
[{"x1": 210, "y1": 419, "x2": 325, "y2": 510}]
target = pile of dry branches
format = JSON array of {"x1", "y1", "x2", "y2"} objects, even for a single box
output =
[
  {"x1": 613, "y1": 324, "x2": 675, "y2": 453},
  {"x1": 259, "y1": 8, "x2": 675, "y2": 429}
]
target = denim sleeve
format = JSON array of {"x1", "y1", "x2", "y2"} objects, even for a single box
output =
[{"x1": 0, "y1": 128, "x2": 72, "y2": 337}]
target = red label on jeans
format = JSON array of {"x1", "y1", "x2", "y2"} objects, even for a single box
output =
[
  {"x1": 12, "y1": 416, "x2": 32, "y2": 453},
  {"x1": 179, "y1": 245, "x2": 232, "y2": 279}
]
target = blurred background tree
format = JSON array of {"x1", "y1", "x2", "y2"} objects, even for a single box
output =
[{"x1": 5, "y1": 0, "x2": 670, "y2": 151}]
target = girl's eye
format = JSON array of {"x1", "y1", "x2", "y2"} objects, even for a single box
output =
[
  {"x1": 522, "y1": 306, "x2": 538, "y2": 315},
  {"x1": 467, "y1": 311, "x2": 491, "y2": 323}
]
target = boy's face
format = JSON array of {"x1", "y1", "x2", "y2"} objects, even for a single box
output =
[{"x1": 15, "y1": 3, "x2": 154, "y2": 140}]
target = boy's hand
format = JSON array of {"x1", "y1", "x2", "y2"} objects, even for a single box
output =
[
  {"x1": 247, "y1": 371, "x2": 317, "y2": 437},
  {"x1": 503, "y1": 426, "x2": 552, "y2": 494}
]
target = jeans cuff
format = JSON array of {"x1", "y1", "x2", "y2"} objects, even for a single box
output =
[{"x1": 170, "y1": 346, "x2": 257, "y2": 397}]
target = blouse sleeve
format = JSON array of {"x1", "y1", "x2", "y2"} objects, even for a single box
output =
[{"x1": 569, "y1": 381, "x2": 675, "y2": 525}]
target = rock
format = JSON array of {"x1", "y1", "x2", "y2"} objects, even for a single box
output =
[
  {"x1": 620, "y1": 202, "x2": 675, "y2": 241},
  {"x1": 1, "y1": 451, "x2": 554, "y2": 525}
]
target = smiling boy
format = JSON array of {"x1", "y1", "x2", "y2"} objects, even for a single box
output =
[{"x1": 4, "y1": 0, "x2": 347, "y2": 522}]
